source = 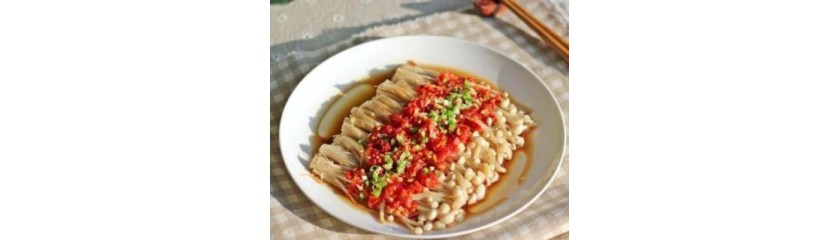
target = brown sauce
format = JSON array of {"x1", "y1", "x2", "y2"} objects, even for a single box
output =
[
  {"x1": 325, "y1": 175, "x2": 379, "y2": 215},
  {"x1": 310, "y1": 68, "x2": 395, "y2": 155},
  {"x1": 517, "y1": 129, "x2": 535, "y2": 185},
  {"x1": 310, "y1": 62, "x2": 535, "y2": 218}
]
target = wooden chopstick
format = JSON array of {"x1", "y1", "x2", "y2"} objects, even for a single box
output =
[{"x1": 500, "y1": 0, "x2": 569, "y2": 63}]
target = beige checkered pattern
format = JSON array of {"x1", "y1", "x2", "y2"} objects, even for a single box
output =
[{"x1": 271, "y1": 1, "x2": 568, "y2": 239}]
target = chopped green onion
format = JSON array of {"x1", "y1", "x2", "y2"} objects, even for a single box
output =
[
  {"x1": 440, "y1": 108, "x2": 458, "y2": 132},
  {"x1": 396, "y1": 151, "x2": 411, "y2": 174},
  {"x1": 372, "y1": 180, "x2": 386, "y2": 197},
  {"x1": 429, "y1": 111, "x2": 440, "y2": 122},
  {"x1": 453, "y1": 104, "x2": 463, "y2": 114},
  {"x1": 383, "y1": 155, "x2": 393, "y2": 170},
  {"x1": 462, "y1": 89, "x2": 473, "y2": 105},
  {"x1": 443, "y1": 109, "x2": 454, "y2": 119},
  {"x1": 447, "y1": 92, "x2": 458, "y2": 102},
  {"x1": 370, "y1": 166, "x2": 383, "y2": 179},
  {"x1": 369, "y1": 166, "x2": 389, "y2": 197},
  {"x1": 399, "y1": 151, "x2": 412, "y2": 162},
  {"x1": 397, "y1": 160, "x2": 408, "y2": 174},
  {"x1": 396, "y1": 134, "x2": 405, "y2": 145}
]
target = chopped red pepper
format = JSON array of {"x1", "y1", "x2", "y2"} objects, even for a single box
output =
[{"x1": 346, "y1": 71, "x2": 502, "y2": 217}]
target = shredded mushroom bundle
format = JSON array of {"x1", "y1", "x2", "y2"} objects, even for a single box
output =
[{"x1": 310, "y1": 64, "x2": 535, "y2": 234}]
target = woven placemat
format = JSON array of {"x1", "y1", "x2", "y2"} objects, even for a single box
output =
[{"x1": 271, "y1": 3, "x2": 569, "y2": 239}]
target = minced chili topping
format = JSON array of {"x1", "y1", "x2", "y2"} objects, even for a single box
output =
[{"x1": 344, "y1": 71, "x2": 503, "y2": 217}]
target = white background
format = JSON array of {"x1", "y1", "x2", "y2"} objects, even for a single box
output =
[
  {"x1": 0, "y1": 0, "x2": 265, "y2": 239},
  {"x1": 1, "y1": 0, "x2": 839, "y2": 239}
]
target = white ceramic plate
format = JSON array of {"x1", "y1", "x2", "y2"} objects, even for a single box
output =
[{"x1": 279, "y1": 36, "x2": 566, "y2": 239}]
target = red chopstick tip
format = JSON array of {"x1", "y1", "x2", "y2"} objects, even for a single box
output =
[{"x1": 474, "y1": 0, "x2": 504, "y2": 17}]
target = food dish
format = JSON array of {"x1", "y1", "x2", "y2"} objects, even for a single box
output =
[
  {"x1": 279, "y1": 36, "x2": 566, "y2": 239},
  {"x1": 309, "y1": 63, "x2": 535, "y2": 234}
]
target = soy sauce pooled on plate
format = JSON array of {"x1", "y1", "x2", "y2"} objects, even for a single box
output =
[{"x1": 311, "y1": 69, "x2": 395, "y2": 154}]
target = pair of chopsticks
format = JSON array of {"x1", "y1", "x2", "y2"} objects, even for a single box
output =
[{"x1": 482, "y1": 0, "x2": 570, "y2": 63}]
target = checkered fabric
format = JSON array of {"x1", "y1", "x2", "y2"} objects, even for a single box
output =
[{"x1": 271, "y1": 1, "x2": 569, "y2": 239}]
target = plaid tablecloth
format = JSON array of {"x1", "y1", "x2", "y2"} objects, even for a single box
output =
[{"x1": 271, "y1": 2, "x2": 569, "y2": 239}]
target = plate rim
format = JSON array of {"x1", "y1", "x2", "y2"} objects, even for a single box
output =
[{"x1": 278, "y1": 35, "x2": 568, "y2": 239}]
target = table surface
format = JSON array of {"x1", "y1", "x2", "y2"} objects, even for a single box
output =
[
  {"x1": 271, "y1": 0, "x2": 567, "y2": 58},
  {"x1": 271, "y1": 1, "x2": 569, "y2": 239}
]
